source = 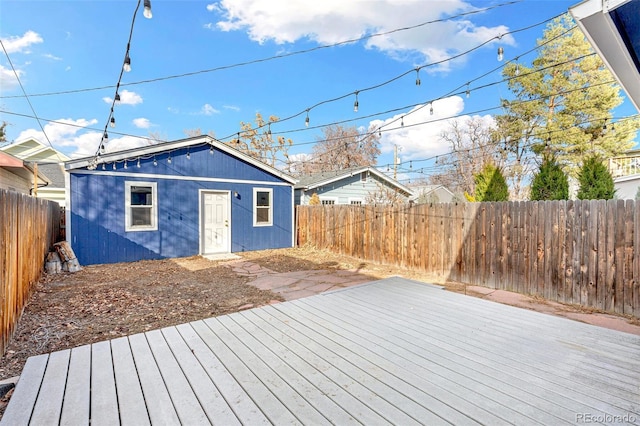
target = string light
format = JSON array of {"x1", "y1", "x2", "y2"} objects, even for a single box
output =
[
  {"x1": 143, "y1": 0, "x2": 153, "y2": 19},
  {"x1": 415, "y1": 68, "x2": 421, "y2": 86},
  {"x1": 103, "y1": 131, "x2": 109, "y2": 140},
  {"x1": 209, "y1": 145, "x2": 214, "y2": 155},
  {"x1": 102, "y1": 163, "x2": 106, "y2": 170},
  {"x1": 186, "y1": 149, "x2": 191, "y2": 159},
  {"x1": 110, "y1": 117, "x2": 116, "y2": 128},
  {"x1": 430, "y1": 103, "x2": 434, "y2": 115},
  {"x1": 115, "y1": 93, "x2": 121, "y2": 105},
  {"x1": 466, "y1": 83, "x2": 470, "y2": 98},
  {"x1": 401, "y1": 116, "x2": 404, "y2": 127},
  {"x1": 153, "y1": 156, "x2": 157, "y2": 166},
  {"x1": 124, "y1": 160, "x2": 128, "y2": 169},
  {"x1": 353, "y1": 92, "x2": 359, "y2": 113},
  {"x1": 123, "y1": 53, "x2": 132, "y2": 72},
  {"x1": 100, "y1": 143, "x2": 105, "y2": 153},
  {"x1": 305, "y1": 110, "x2": 310, "y2": 127},
  {"x1": 167, "y1": 154, "x2": 172, "y2": 164},
  {"x1": 497, "y1": 46, "x2": 504, "y2": 62},
  {"x1": 137, "y1": 158, "x2": 141, "y2": 168},
  {"x1": 113, "y1": 162, "x2": 116, "y2": 170}
]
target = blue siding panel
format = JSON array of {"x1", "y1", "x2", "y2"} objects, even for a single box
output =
[{"x1": 70, "y1": 144, "x2": 293, "y2": 265}]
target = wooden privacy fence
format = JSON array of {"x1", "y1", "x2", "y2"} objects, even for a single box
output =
[
  {"x1": 297, "y1": 200, "x2": 640, "y2": 318},
  {"x1": 0, "y1": 189, "x2": 61, "y2": 355}
]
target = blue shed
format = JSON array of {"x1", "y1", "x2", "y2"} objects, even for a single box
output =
[{"x1": 64, "y1": 136, "x2": 296, "y2": 265}]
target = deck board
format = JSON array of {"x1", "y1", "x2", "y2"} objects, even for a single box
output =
[
  {"x1": 2, "y1": 277, "x2": 640, "y2": 426},
  {"x1": 60, "y1": 345, "x2": 90, "y2": 425}
]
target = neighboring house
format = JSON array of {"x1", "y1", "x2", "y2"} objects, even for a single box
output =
[
  {"x1": 64, "y1": 136, "x2": 297, "y2": 265},
  {"x1": 0, "y1": 151, "x2": 50, "y2": 194},
  {"x1": 609, "y1": 149, "x2": 640, "y2": 199},
  {"x1": 295, "y1": 166, "x2": 413, "y2": 205},
  {"x1": 409, "y1": 184, "x2": 456, "y2": 204},
  {"x1": 0, "y1": 137, "x2": 70, "y2": 206}
]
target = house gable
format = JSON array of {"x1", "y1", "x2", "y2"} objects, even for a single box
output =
[{"x1": 295, "y1": 166, "x2": 413, "y2": 205}]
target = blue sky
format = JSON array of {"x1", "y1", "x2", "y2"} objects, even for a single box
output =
[{"x1": 1, "y1": 0, "x2": 637, "y2": 179}]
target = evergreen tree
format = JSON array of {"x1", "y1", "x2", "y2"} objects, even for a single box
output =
[
  {"x1": 473, "y1": 163, "x2": 509, "y2": 202},
  {"x1": 530, "y1": 155, "x2": 569, "y2": 200},
  {"x1": 494, "y1": 14, "x2": 639, "y2": 179},
  {"x1": 576, "y1": 156, "x2": 616, "y2": 200}
]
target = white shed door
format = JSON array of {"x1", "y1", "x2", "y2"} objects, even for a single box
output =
[{"x1": 201, "y1": 191, "x2": 230, "y2": 254}]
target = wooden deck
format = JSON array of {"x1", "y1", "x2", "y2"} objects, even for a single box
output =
[{"x1": 2, "y1": 277, "x2": 640, "y2": 425}]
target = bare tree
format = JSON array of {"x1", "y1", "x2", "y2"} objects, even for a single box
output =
[
  {"x1": 228, "y1": 112, "x2": 292, "y2": 169},
  {"x1": 429, "y1": 117, "x2": 505, "y2": 197},
  {"x1": 300, "y1": 124, "x2": 380, "y2": 174},
  {"x1": 183, "y1": 128, "x2": 216, "y2": 138}
]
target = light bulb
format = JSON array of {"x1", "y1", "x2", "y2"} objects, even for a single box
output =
[
  {"x1": 143, "y1": 0, "x2": 152, "y2": 18},
  {"x1": 167, "y1": 155, "x2": 172, "y2": 164},
  {"x1": 115, "y1": 93, "x2": 121, "y2": 105},
  {"x1": 209, "y1": 145, "x2": 214, "y2": 155},
  {"x1": 401, "y1": 116, "x2": 404, "y2": 127},
  {"x1": 186, "y1": 151, "x2": 191, "y2": 160},
  {"x1": 102, "y1": 163, "x2": 106, "y2": 170},
  {"x1": 466, "y1": 84, "x2": 470, "y2": 98},
  {"x1": 415, "y1": 69, "x2": 421, "y2": 86},
  {"x1": 353, "y1": 100, "x2": 359, "y2": 113},
  {"x1": 137, "y1": 158, "x2": 141, "y2": 168},
  {"x1": 430, "y1": 104, "x2": 434, "y2": 115},
  {"x1": 305, "y1": 113, "x2": 309, "y2": 127},
  {"x1": 124, "y1": 54, "x2": 131, "y2": 72},
  {"x1": 515, "y1": 63, "x2": 520, "y2": 76},
  {"x1": 124, "y1": 161, "x2": 128, "y2": 169},
  {"x1": 153, "y1": 157, "x2": 157, "y2": 166},
  {"x1": 100, "y1": 144, "x2": 105, "y2": 153},
  {"x1": 113, "y1": 163, "x2": 116, "y2": 170},
  {"x1": 497, "y1": 47, "x2": 504, "y2": 62},
  {"x1": 110, "y1": 117, "x2": 116, "y2": 128},
  {"x1": 104, "y1": 131, "x2": 109, "y2": 140}
]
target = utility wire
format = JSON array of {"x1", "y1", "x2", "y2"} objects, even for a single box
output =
[
  {"x1": 0, "y1": 0, "x2": 523, "y2": 100},
  {"x1": 0, "y1": 39, "x2": 65, "y2": 163}
]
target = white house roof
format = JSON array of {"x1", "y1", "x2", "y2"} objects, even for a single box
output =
[
  {"x1": 570, "y1": 0, "x2": 640, "y2": 111},
  {"x1": 64, "y1": 136, "x2": 298, "y2": 185},
  {"x1": 295, "y1": 166, "x2": 414, "y2": 196},
  {"x1": 0, "y1": 137, "x2": 70, "y2": 163}
]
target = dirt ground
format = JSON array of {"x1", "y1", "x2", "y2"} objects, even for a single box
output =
[
  {"x1": 1, "y1": 245, "x2": 639, "y2": 417},
  {"x1": 0, "y1": 246, "x2": 428, "y2": 384}
]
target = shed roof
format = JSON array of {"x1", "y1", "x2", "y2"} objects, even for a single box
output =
[{"x1": 64, "y1": 136, "x2": 297, "y2": 185}]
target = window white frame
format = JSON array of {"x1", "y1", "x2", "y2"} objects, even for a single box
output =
[
  {"x1": 349, "y1": 198, "x2": 364, "y2": 205},
  {"x1": 125, "y1": 181, "x2": 158, "y2": 232},
  {"x1": 253, "y1": 187, "x2": 273, "y2": 226},
  {"x1": 320, "y1": 197, "x2": 338, "y2": 205}
]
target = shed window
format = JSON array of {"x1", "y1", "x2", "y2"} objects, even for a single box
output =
[
  {"x1": 125, "y1": 181, "x2": 157, "y2": 231},
  {"x1": 254, "y1": 188, "x2": 272, "y2": 226},
  {"x1": 321, "y1": 199, "x2": 336, "y2": 205}
]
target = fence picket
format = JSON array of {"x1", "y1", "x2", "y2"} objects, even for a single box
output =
[
  {"x1": 297, "y1": 200, "x2": 639, "y2": 318},
  {"x1": 1, "y1": 190, "x2": 61, "y2": 355}
]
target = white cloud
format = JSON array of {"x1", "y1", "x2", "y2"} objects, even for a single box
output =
[
  {"x1": 65, "y1": 66, "x2": 71, "y2": 71},
  {"x1": 203, "y1": 23, "x2": 215, "y2": 30},
  {"x1": 43, "y1": 53, "x2": 62, "y2": 61},
  {"x1": 132, "y1": 117, "x2": 151, "y2": 129},
  {"x1": 102, "y1": 89, "x2": 143, "y2": 105},
  {"x1": 98, "y1": 135, "x2": 153, "y2": 156},
  {"x1": 16, "y1": 118, "x2": 100, "y2": 157},
  {"x1": 15, "y1": 117, "x2": 155, "y2": 157},
  {"x1": 371, "y1": 96, "x2": 496, "y2": 162},
  {"x1": 201, "y1": 103, "x2": 220, "y2": 115},
  {"x1": 224, "y1": 104, "x2": 240, "y2": 111},
  {"x1": 1, "y1": 30, "x2": 43, "y2": 54},
  {"x1": 212, "y1": 0, "x2": 514, "y2": 69},
  {"x1": 206, "y1": 3, "x2": 218, "y2": 12},
  {"x1": 0, "y1": 64, "x2": 22, "y2": 90}
]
